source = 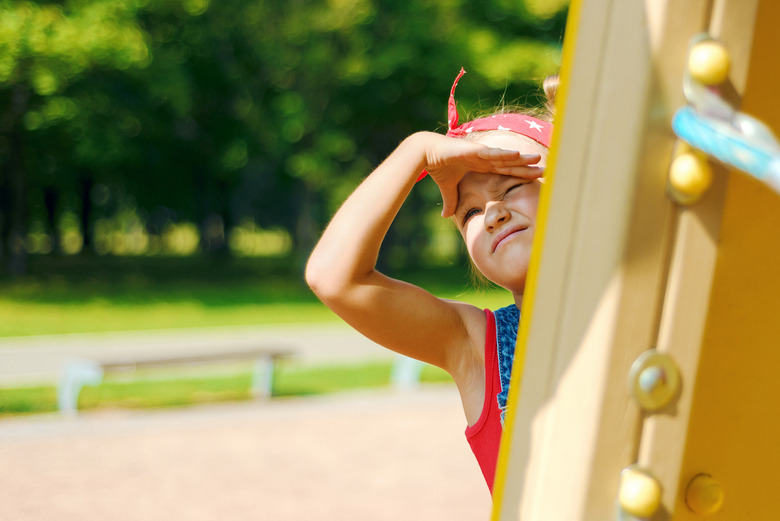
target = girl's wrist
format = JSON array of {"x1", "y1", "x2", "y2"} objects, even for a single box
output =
[{"x1": 399, "y1": 131, "x2": 436, "y2": 176}]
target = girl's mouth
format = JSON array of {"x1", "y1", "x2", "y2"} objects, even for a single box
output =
[{"x1": 492, "y1": 226, "x2": 528, "y2": 253}]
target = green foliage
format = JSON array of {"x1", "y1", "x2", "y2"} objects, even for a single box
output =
[
  {"x1": 0, "y1": 0, "x2": 569, "y2": 275},
  {"x1": 0, "y1": 0, "x2": 150, "y2": 96}
]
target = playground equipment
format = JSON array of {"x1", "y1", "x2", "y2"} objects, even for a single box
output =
[{"x1": 492, "y1": 0, "x2": 780, "y2": 519}]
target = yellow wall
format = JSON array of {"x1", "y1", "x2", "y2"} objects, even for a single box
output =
[{"x1": 675, "y1": 1, "x2": 780, "y2": 518}]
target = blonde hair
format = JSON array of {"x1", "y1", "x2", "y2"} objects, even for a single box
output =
[{"x1": 469, "y1": 74, "x2": 559, "y2": 124}]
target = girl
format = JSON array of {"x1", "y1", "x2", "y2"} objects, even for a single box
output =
[{"x1": 305, "y1": 69, "x2": 554, "y2": 492}]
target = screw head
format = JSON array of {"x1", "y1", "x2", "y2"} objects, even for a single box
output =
[
  {"x1": 686, "y1": 474, "x2": 724, "y2": 516},
  {"x1": 629, "y1": 350, "x2": 680, "y2": 411},
  {"x1": 638, "y1": 365, "x2": 667, "y2": 395}
]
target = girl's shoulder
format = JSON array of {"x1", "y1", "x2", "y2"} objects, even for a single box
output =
[{"x1": 443, "y1": 298, "x2": 490, "y2": 333}]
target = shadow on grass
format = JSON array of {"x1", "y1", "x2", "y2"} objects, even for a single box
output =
[{"x1": 2, "y1": 254, "x2": 479, "y2": 307}]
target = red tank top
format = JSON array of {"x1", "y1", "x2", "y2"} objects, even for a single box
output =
[{"x1": 464, "y1": 309, "x2": 503, "y2": 492}]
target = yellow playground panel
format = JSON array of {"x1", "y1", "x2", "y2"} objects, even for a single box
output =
[{"x1": 492, "y1": 0, "x2": 780, "y2": 520}]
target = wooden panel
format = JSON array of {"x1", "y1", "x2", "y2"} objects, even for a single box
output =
[
  {"x1": 635, "y1": 1, "x2": 760, "y2": 519},
  {"x1": 671, "y1": 1, "x2": 780, "y2": 518},
  {"x1": 490, "y1": 1, "x2": 712, "y2": 519}
]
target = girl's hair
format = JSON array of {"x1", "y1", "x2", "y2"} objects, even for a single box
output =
[
  {"x1": 542, "y1": 74, "x2": 559, "y2": 120},
  {"x1": 469, "y1": 74, "x2": 559, "y2": 123}
]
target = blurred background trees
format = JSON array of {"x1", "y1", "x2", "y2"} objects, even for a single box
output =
[{"x1": 0, "y1": 0, "x2": 566, "y2": 277}]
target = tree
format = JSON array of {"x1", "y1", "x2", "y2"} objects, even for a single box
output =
[
  {"x1": 0, "y1": 0, "x2": 568, "y2": 275},
  {"x1": 0, "y1": 0, "x2": 150, "y2": 273}
]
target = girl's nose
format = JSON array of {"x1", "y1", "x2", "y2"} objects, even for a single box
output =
[{"x1": 484, "y1": 201, "x2": 510, "y2": 231}]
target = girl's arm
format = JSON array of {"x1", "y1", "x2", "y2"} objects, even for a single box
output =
[{"x1": 305, "y1": 131, "x2": 540, "y2": 377}]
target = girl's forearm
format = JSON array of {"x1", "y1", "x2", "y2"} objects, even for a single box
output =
[{"x1": 305, "y1": 132, "x2": 432, "y2": 297}]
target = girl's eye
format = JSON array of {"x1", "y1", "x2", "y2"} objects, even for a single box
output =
[
  {"x1": 462, "y1": 208, "x2": 481, "y2": 224},
  {"x1": 505, "y1": 182, "x2": 528, "y2": 196}
]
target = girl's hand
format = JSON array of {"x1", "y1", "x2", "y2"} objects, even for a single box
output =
[{"x1": 419, "y1": 132, "x2": 544, "y2": 218}]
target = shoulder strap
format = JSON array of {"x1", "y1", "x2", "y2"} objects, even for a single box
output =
[{"x1": 494, "y1": 304, "x2": 520, "y2": 425}]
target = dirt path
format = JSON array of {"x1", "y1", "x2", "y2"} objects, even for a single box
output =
[{"x1": 0, "y1": 386, "x2": 492, "y2": 521}]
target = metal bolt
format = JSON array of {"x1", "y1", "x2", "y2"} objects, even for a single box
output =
[
  {"x1": 638, "y1": 365, "x2": 667, "y2": 395},
  {"x1": 629, "y1": 350, "x2": 680, "y2": 411}
]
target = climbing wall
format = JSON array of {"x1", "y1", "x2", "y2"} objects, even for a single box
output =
[
  {"x1": 642, "y1": 1, "x2": 780, "y2": 518},
  {"x1": 491, "y1": 0, "x2": 779, "y2": 519}
]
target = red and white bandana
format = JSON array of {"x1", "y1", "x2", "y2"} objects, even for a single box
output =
[{"x1": 418, "y1": 68, "x2": 553, "y2": 181}]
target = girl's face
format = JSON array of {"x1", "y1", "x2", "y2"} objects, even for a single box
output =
[{"x1": 454, "y1": 132, "x2": 547, "y2": 297}]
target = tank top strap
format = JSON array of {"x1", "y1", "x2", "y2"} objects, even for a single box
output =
[{"x1": 493, "y1": 304, "x2": 519, "y2": 425}]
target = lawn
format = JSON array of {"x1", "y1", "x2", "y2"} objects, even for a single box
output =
[
  {"x1": 0, "y1": 361, "x2": 454, "y2": 417},
  {"x1": 0, "y1": 254, "x2": 511, "y2": 337},
  {"x1": 0, "y1": 254, "x2": 511, "y2": 416}
]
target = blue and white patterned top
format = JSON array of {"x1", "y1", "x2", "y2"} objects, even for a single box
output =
[{"x1": 493, "y1": 304, "x2": 519, "y2": 426}]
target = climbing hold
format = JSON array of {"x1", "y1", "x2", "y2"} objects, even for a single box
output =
[
  {"x1": 688, "y1": 40, "x2": 731, "y2": 85},
  {"x1": 619, "y1": 466, "x2": 662, "y2": 518},
  {"x1": 686, "y1": 474, "x2": 724, "y2": 516},
  {"x1": 668, "y1": 151, "x2": 713, "y2": 205}
]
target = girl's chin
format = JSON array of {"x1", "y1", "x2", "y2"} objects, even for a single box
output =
[{"x1": 485, "y1": 274, "x2": 527, "y2": 295}]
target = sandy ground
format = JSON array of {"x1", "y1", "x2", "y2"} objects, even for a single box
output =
[{"x1": 0, "y1": 386, "x2": 493, "y2": 521}]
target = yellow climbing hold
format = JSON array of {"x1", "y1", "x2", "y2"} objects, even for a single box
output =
[
  {"x1": 619, "y1": 467, "x2": 662, "y2": 518},
  {"x1": 689, "y1": 40, "x2": 731, "y2": 85},
  {"x1": 668, "y1": 151, "x2": 713, "y2": 205}
]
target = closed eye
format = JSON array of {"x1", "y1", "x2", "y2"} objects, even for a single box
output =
[{"x1": 504, "y1": 182, "x2": 529, "y2": 197}]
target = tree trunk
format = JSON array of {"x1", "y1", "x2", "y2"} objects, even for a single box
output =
[
  {"x1": 43, "y1": 186, "x2": 61, "y2": 254},
  {"x1": 5, "y1": 128, "x2": 27, "y2": 275},
  {"x1": 1, "y1": 85, "x2": 30, "y2": 276},
  {"x1": 294, "y1": 180, "x2": 318, "y2": 271},
  {"x1": 199, "y1": 212, "x2": 227, "y2": 255},
  {"x1": 80, "y1": 177, "x2": 94, "y2": 254}
]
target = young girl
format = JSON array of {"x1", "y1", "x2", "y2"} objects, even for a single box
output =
[{"x1": 305, "y1": 69, "x2": 554, "y2": 492}]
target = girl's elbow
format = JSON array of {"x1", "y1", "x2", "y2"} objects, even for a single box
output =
[
  {"x1": 305, "y1": 258, "x2": 343, "y2": 302},
  {"x1": 305, "y1": 257, "x2": 368, "y2": 308},
  {"x1": 305, "y1": 259, "x2": 326, "y2": 294}
]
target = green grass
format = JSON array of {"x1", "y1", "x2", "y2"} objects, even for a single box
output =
[
  {"x1": 0, "y1": 254, "x2": 512, "y2": 337},
  {"x1": 0, "y1": 361, "x2": 454, "y2": 417},
  {"x1": 0, "y1": 254, "x2": 508, "y2": 416}
]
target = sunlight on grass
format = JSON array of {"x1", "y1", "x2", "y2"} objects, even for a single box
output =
[
  {"x1": 0, "y1": 288, "x2": 510, "y2": 337},
  {"x1": 0, "y1": 299, "x2": 338, "y2": 337}
]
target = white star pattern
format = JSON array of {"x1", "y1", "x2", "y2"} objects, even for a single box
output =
[{"x1": 526, "y1": 120, "x2": 544, "y2": 132}]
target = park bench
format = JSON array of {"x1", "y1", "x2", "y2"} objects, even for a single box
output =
[{"x1": 58, "y1": 347, "x2": 294, "y2": 415}]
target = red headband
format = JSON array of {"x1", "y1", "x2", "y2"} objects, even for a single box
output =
[{"x1": 418, "y1": 68, "x2": 553, "y2": 181}]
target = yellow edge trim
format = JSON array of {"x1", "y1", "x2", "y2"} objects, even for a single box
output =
[{"x1": 490, "y1": 0, "x2": 583, "y2": 518}]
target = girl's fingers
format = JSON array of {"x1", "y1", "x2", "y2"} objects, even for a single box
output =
[
  {"x1": 439, "y1": 184, "x2": 460, "y2": 218},
  {"x1": 477, "y1": 147, "x2": 541, "y2": 163},
  {"x1": 498, "y1": 165, "x2": 545, "y2": 178}
]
